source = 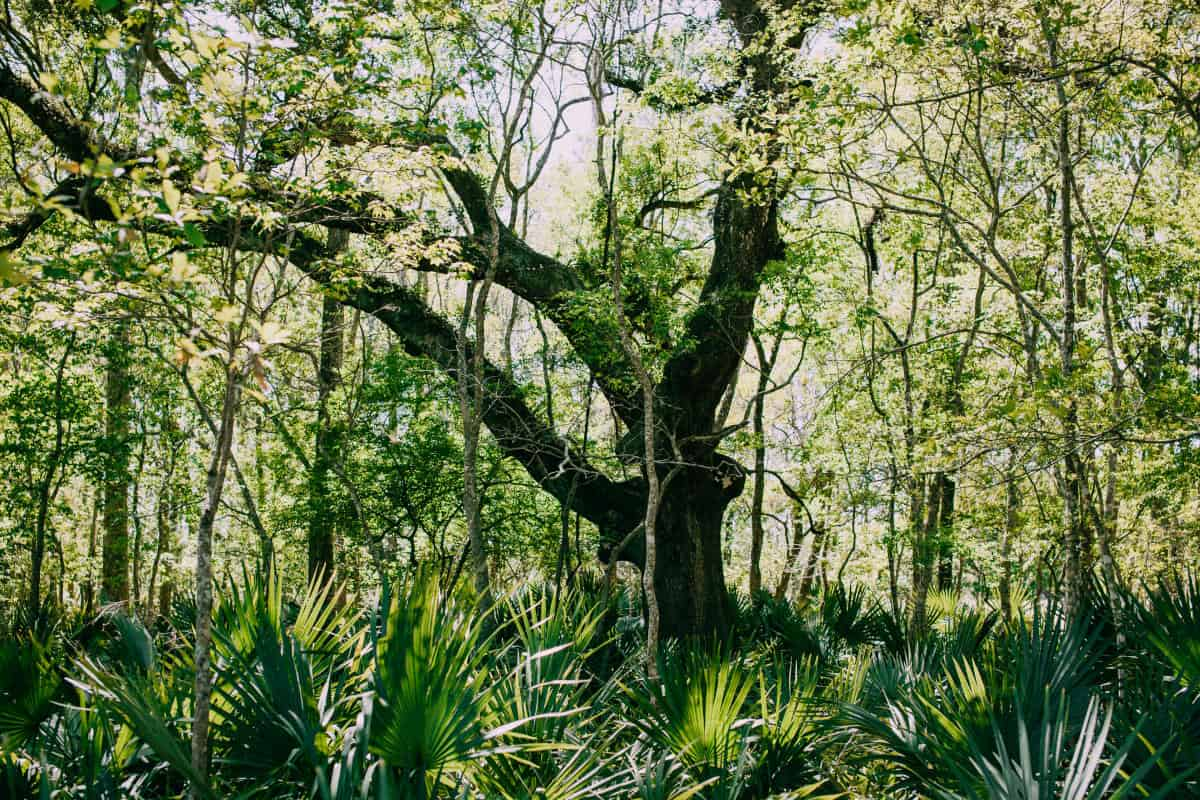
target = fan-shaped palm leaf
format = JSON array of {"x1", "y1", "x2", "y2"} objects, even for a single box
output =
[
  {"x1": 624, "y1": 647, "x2": 757, "y2": 790},
  {"x1": 367, "y1": 578, "x2": 493, "y2": 797}
]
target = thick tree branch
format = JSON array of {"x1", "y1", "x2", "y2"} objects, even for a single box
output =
[
  {"x1": 279, "y1": 240, "x2": 647, "y2": 558},
  {"x1": 438, "y1": 161, "x2": 644, "y2": 424},
  {"x1": 0, "y1": 61, "x2": 644, "y2": 428},
  {"x1": 0, "y1": 169, "x2": 650, "y2": 561},
  {"x1": 636, "y1": 187, "x2": 720, "y2": 228},
  {"x1": 605, "y1": 69, "x2": 735, "y2": 110},
  {"x1": 647, "y1": 0, "x2": 806, "y2": 448},
  {"x1": 0, "y1": 60, "x2": 134, "y2": 163},
  {"x1": 656, "y1": 174, "x2": 783, "y2": 448}
]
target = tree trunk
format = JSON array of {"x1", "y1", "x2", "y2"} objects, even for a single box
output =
[
  {"x1": 190, "y1": 369, "x2": 240, "y2": 797},
  {"x1": 146, "y1": 477, "x2": 171, "y2": 620},
  {"x1": 912, "y1": 475, "x2": 940, "y2": 629},
  {"x1": 31, "y1": 339, "x2": 72, "y2": 616},
  {"x1": 886, "y1": 482, "x2": 901, "y2": 618},
  {"x1": 748, "y1": 334, "x2": 770, "y2": 596},
  {"x1": 459, "y1": 285, "x2": 493, "y2": 605},
  {"x1": 308, "y1": 230, "x2": 348, "y2": 581},
  {"x1": 1000, "y1": 456, "x2": 1019, "y2": 619},
  {"x1": 1098, "y1": 447, "x2": 1123, "y2": 590},
  {"x1": 652, "y1": 464, "x2": 735, "y2": 639},
  {"x1": 798, "y1": 520, "x2": 825, "y2": 600},
  {"x1": 936, "y1": 475, "x2": 956, "y2": 590},
  {"x1": 83, "y1": 491, "x2": 99, "y2": 615},
  {"x1": 101, "y1": 323, "x2": 132, "y2": 605},
  {"x1": 774, "y1": 502, "x2": 806, "y2": 601},
  {"x1": 253, "y1": 415, "x2": 273, "y2": 575},
  {"x1": 818, "y1": 527, "x2": 833, "y2": 592},
  {"x1": 1042, "y1": 11, "x2": 1087, "y2": 611},
  {"x1": 130, "y1": 436, "x2": 146, "y2": 613}
]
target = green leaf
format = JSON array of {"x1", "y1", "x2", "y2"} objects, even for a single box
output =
[{"x1": 182, "y1": 223, "x2": 207, "y2": 247}]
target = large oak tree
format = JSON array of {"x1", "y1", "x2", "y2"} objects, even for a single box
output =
[{"x1": 0, "y1": 0, "x2": 818, "y2": 637}]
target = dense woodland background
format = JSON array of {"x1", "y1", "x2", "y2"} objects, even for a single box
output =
[{"x1": 2, "y1": 0, "x2": 1200, "y2": 796}]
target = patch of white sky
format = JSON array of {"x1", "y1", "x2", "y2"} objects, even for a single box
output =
[
  {"x1": 506, "y1": 5, "x2": 842, "y2": 255},
  {"x1": 482, "y1": 0, "x2": 722, "y2": 252},
  {"x1": 181, "y1": 0, "x2": 842, "y2": 257}
]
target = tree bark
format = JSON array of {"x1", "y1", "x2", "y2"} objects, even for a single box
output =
[
  {"x1": 30, "y1": 338, "x2": 73, "y2": 616},
  {"x1": 130, "y1": 435, "x2": 146, "y2": 612},
  {"x1": 798, "y1": 520, "x2": 825, "y2": 600},
  {"x1": 1000, "y1": 455, "x2": 1020, "y2": 619},
  {"x1": 1041, "y1": 7, "x2": 1087, "y2": 611},
  {"x1": 190, "y1": 367, "x2": 241, "y2": 797},
  {"x1": 308, "y1": 228, "x2": 348, "y2": 580},
  {"x1": 458, "y1": 272, "x2": 494, "y2": 608},
  {"x1": 652, "y1": 462, "x2": 739, "y2": 638},
  {"x1": 911, "y1": 474, "x2": 941, "y2": 630},
  {"x1": 885, "y1": 480, "x2": 901, "y2": 618},
  {"x1": 749, "y1": 333, "x2": 770, "y2": 595},
  {"x1": 774, "y1": 505, "x2": 806, "y2": 602},
  {"x1": 146, "y1": 474, "x2": 172, "y2": 620},
  {"x1": 83, "y1": 491, "x2": 99, "y2": 615},
  {"x1": 101, "y1": 323, "x2": 132, "y2": 605},
  {"x1": 936, "y1": 475, "x2": 956, "y2": 590}
]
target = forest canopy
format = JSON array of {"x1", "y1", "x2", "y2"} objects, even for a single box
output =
[{"x1": 2, "y1": 0, "x2": 1200, "y2": 796}]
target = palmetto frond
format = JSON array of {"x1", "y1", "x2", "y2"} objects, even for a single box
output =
[
  {"x1": 207, "y1": 569, "x2": 364, "y2": 796},
  {"x1": 0, "y1": 634, "x2": 62, "y2": 751},
  {"x1": 624, "y1": 646, "x2": 757, "y2": 791},
  {"x1": 1138, "y1": 574, "x2": 1200, "y2": 685},
  {"x1": 367, "y1": 578, "x2": 492, "y2": 796},
  {"x1": 74, "y1": 653, "x2": 210, "y2": 798},
  {"x1": 934, "y1": 696, "x2": 1194, "y2": 800}
]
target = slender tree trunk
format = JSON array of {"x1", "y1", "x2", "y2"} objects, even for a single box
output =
[
  {"x1": 1000, "y1": 454, "x2": 1019, "y2": 619},
  {"x1": 774, "y1": 503, "x2": 806, "y2": 601},
  {"x1": 181, "y1": 368, "x2": 272, "y2": 578},
  {"x1": 1042, "y1": 8, "x2": 1087, "y2": 610},
  {"x1": 934, "y1": 268, "x2": 982, "y2": 596},
  {"x1": 502, "y1": 295, "x2": 518, "y2": 379},
  {"x1": 639, "y1": 404, "x2": 663, "y2": 668},
  {"x1": 458, "y1": 278, "x2": 493, "y2": 605},
  {"x1": 818, "y1": 526, "x2": 833, "y2": 592},
  {"x1": 749, "y1": 334, "x2": 770, "y2": 595},
  {"x1": 912, "y1": 475, "x2": 940, "y2": 629},
  {"x1": 886, "y1": 480, "x2": 901, "y2": 618},
  {"x1": 101, "y1": 323, "x2": 132, "y2": 605},
  {"x1": 84, "y1": 491, "x2": 99, "y2": 615},
  {"x1": 158, "y1": 456, "x2": 182, "y2": 621},
  {"x1": 31, "y1": 339, "x2": 72, "y2": 615},
  {"x1": 308, "y1": 228, "x2": 348, "y2": 581},
  {"x1": 1098, "y1": 448, "x2": 1123, "y2": 590},
  {"x1": 566, "y1": 378, "x2": 596, "y2": 587},
  {"x1": 936, "y1": 475, "x2": 956, "y2": 590},
  {"x1": 530, "y1": 308, "x2": 572, "y2": 591},
  {"x1": 798, "y1": 520, "x2": 825, "y2": 600},
  {"x1": 146, "y1": 477, "x2": 170, "y2": 620},
  {"x1": 606, "y1": 158, "x2": 667, "y2": 664},
  {"x1": 1094, "y1": 198, "x2": 1126, "y2": 599},
  {"x1": 456, "y1": 27, "x2": 554, "y2": 609},
  {"x1": 190, "y1": 367, "x2": 241, "y2": 797},
  {"x1": 1079, "y1": 449, "x2": 1098, "y2": 578},
  {"x1": 130, "y1": 436, "x2": 146, "y2": 613},
  {"x1": 254, "y1": 414, "x2": 272, "y2": 574}
]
